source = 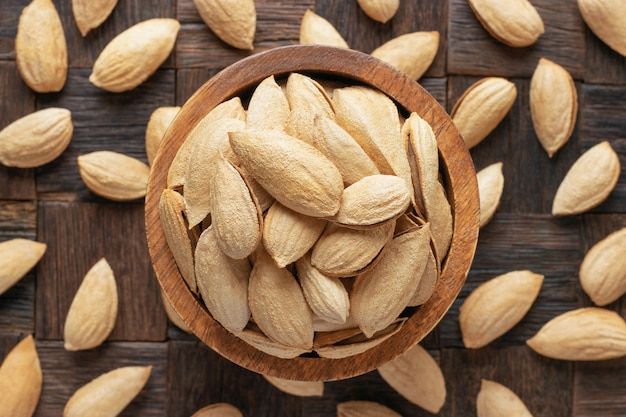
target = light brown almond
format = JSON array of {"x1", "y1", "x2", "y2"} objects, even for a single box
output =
[
  {"x1": 167, "y1": 97, "x2": 246, "y2": 189},
  {"x1": 90, "y1": 18, "x2": 180, "y2": 92},
  {"x1": 299, "y1": 9, "x2": 349, "y2": 48},
  {"x1": 356, "y1": 0, "x2": 400, "y2": 23},
  {"x1": 316, "y1": 319, "x2": 405, "y2": 359},
  {"x1": 311, "y1": 221, "x2": 394, "y2": 277},
  {"x1": 238, "y1": 328, "x2": 310, "y2": 359},
  {"x1": 191, "y1": 403, "x2": 243, "y2": 417},
  {"x1": 195, "y1": 226, "x2": 251, "y2": 335},
  {"x1": 459, "y1": 270, "x2": 544, "y2": 349},
  {"x1": 337, "y1": 400, "x2": 402, "y2": 417},
  {"x1": 351, "y1": 224, "x2": 431, "y2": 337},
  {"x1": 313, "y1": 314, "x2": 357, "y2": 332},
  {"x1": 248, "y1": 248, "x2": 314, "y2": 350},
  {"x1": 246, "y1": 75, "x2": 290, "y2": 132},
  {"x1": 468, "y1": 0, "x2": 544, "y2": 47},
  {"x1": 476, "y1": 379, "x2": 533, "y2": 417},
  {"x1": 285, "y1": 73, "x2": 335, "y2": 120},
  {"x1": 371, "y1": 31, "x2": 439, "y2": 80},
  {"x1": 526, "y1": 307, "x2": 626, "y2": 360},
  {"x1": 296, "y1": 254, "x2": 350, "y2": 324},
  {"x1": 263, "y1": 375, "x2": 324, "y2": 397},
  {"x1": 78, "y1": 151, "x2": 150, "y2": 201},
  {"x1": 530, "y1": 58, "x2": 577, "y2": 157},
  {"x1": 159, "y1": 189, "x2": 197, "y2": 293},
  {"x1": 378, "y1": 343, "x2": 446, "y2": 414},
  {"x1": 0, "y1": 238, "x2": 46, "y2": 296},
  {"x1": 15, "y1": 0, "x2": 67, "y2": 92},
  {"x1": 285, "y1": 110, "x2": 317, "y2": 146},
  {"x1": 451, "y1": 77, "x2": 517, "y2": 149},
  {"x1": 193, "y1": 0, "x2": 256, "y2": 50},
  {"x1": 0, "y1": 108, "x2": 73, "y2": 168},
  {"x1": 0, "y1": 335, "x2": 42, "y2": 417},
  {"x1": 146, "y1": 106, "x2": 180, "y2": 166},
  {"x1": 160, "y1": 289, "x2": 191, "y2": 333},
  {"x1": 262, "y1": 201, "x2": 326, "y2": 268},
  {"x1": 330, "y1": 175, "x2": 410, "y2": 228},
  {"x1": 578, "y1": 0, "x2": 626, "y2": 57},
  {"x1": 63, "y1": 366, "x2": 152, "y2": 417},
  {"x1": 552, "y1": 141, "x2": 621, "y2": 216},
  {"x1": 406, "y1": 244, "x2": 439, "y2": 307},
  {"x1": 477, "y1": 162, "x2": 504, "y2": 228},
  {"x1": 229, "y1": 129, "x2": 344, "y2": 217},
  {"x1": 580, "y1": 227, "x2": 626, "y2": 306},
  {"x1": 72, "y1": 0, "x2": 118, "y2": 36},
  {"x1": 64, "y1": 258, "x2": 118, "y2": 351}
]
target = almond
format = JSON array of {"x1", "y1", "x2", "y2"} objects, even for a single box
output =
[
  {"x1": 0, "y1": 238, "x2": 46, "y2": 296},
  {"x1": 263, "y1": 375, "x2": 324, "y2": 397},
  {"x1": 285, "y1": 72, "x2": 335, "y2": 120},
  {"x1": 90, "y1": 18, "x2": 180, "y2": 92},
  {"x1": 146, "y1": 106, "x2": 180, "y2": 166},
  {"x1": 337, "y1": 401, "x2": 402, "y2": 417},
  {"x1": 315, "y1": 319, "x2": 405, "y2": 359},
  {"x1": 0, "y1": 108, "x2": 73, "y2": 168},
  {"x1": 191, "y1": 403, "x2": 243, "y2": 417},
  {"x1": 193, "y1": 0, "x2": 256, "y2": 50},
  {"x1": 0, "y1": 335, "x2": 42, "y2": 417},
  {"x1": 356, "y1": 0, "x2": 400, "y2": 23},
  {"x1": 476, "y1": 379, "x2": 533, "y2": 417},
  {"x1": 160, "y1": 289, "x2": 191, "y2": 333},
  {"x1": 371, "y1": 31, "x2": 440, "y2": 80},
  {"x1": 299, "y1": 9, "x2": 348, "y2": 48},
  {"x1": 246, "y1": 75, "x2": 290, "y2": 132},
  {"x1": 578, "y1": 0, "x2": 626, "y2": 57},
  {"x1": 477, "y1": 162, "x2": 504, "y2": 228},
  {"x1": 72, "y1": 0, "x2": 119, "y2": 36},
  {"x1": 78, "y1": 151, "x2": 150, "y2": 201},
  {"x1": 238, "y1": 328, "x2": 310, "y2": 359},
  {"x1": 468, "y1": 0, "x2": 544, "y2": 47}
]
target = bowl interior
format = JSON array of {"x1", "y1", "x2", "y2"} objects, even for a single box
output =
[{"x1": 145, "y1": 45, "x2": 479, "y2": 381}]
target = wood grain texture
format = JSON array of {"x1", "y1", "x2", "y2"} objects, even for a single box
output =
[
  {"x1": 583, "y1": 26, "x2": 626, "y2": 85},
  {"x1": 574, "y1": 357, "x2": 626, "y2": 416},
  {"x1": 0, "y1": 0, "x2": 28, "y2": 60},
  {"x1": 36, "y1": 201, "x2": 167, "y2": 341}
]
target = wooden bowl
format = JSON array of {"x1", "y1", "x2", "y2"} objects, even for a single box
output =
[{"x1": 145, "y1": 45, "x2": 479, "y2": 381}]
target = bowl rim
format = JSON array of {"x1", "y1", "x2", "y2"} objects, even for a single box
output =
[{"x1": 145, "y1": 44, "x2": 479, "y2": 381}]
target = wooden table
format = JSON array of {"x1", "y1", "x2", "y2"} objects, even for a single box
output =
[{"x1": 1, "y1": 0, "x2": 625, "y2": 416}]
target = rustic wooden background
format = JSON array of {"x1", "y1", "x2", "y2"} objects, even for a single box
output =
[{"x1": 1, "y1": 0, "x2": 625, "y2": 416}]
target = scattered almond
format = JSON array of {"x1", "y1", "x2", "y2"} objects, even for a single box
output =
[
  {"x1": 552, "y1": 141, "x2": 620, "y2": 216},
  {"x1": 0, "y1": 335, "x2": 42, "y2": 417},
  {"x1": 90, "y1": 18, "x2": 180, "y2": 92},
  {"x1": 299, "y1": 9, "x2": 349, "y2": 48},
  {"x1": 0, "y1": 238, "x2": 46, "y2": 296},
  {"x1": 0, "y1": 108, "x2": 73, "y2": 168},
  {"x1": 477, "y1": 162, "x2": 504, "y2": 228},
  {"x1": 468, "y1": 0, "x2": 544, "y2": 47},
  {"x1": 191, "y1": 403, "x2": 243, "y2": 417},
  {"x1": 476, "y1": 379, "x2": 533, "y2": 417},
  {"x1": 72, "y1": 0, "x2": 119, "y2": 36},
  {"x1": 193, "y1": 0, "x2": 256, "y2": 50},
  {"x1": 337, "y1": 400, "x2": 401, "y2": 417},
  {"x1": 356, "y1": 0, "x2": 400, "y2": 23},
  {"x1": 160, "y1": 289, "x2": 191, "y2": 333},
  {"x1": 78, "y1": 151, "x2": 150, "y2": 201},
  {"x1": 263, "y1": 375, "x2": 324, "y2": 397},
  {"x1": 64, "y1": 258, "x2": 118, "y2": 351},
  {"x1": 146, "y1": 106, "x2": 180, "y2": 166},
  {"x1": 578, "y1": 0, "x2": 626, "y2": 57},
  {"x1": 371, "y1": 31, "x2": 440, "y2": 80},
  {"x1": 15, "y1": 0, "x2": 67, "y2": 92}
]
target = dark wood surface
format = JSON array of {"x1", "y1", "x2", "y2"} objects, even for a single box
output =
[{"x1": 0, "y1": 0, "x2": 624, "y2": 416}]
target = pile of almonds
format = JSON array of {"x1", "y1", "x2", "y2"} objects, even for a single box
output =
[{"x1": 159, "y1": 72, "x2": 453, "y2": 359}]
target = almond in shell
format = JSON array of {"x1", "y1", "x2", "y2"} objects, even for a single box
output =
[
  {"x1": 263, "y1": 375, "x2": 324, "y2": 397},
  {"x1": 476, "y1": 379, "x2": 533, "y2": 417},
  {"x1": 578, "y1": 0, "x2": 626, "y2": 57},
  {"x1": 90, "y1": 18, "x2": 180, "y2": 92},
  {"x1": 580, "y1": 227, "x2": 626, "y2": 306},
  {"x1": 468, "y1": 0, "x2": 544, "y2": 47},
  {"x1": 315, "y1": 319, "x2": 405, "y2": 359},
  {"x1": 193, "y1": 0, "x2": 256, "y2": 50},
  {"x1": 0, "y1": 108, "x2": 73, "y2": 168},
  {"x1": 285, "y1": 73, "x2": 335, "y2": 120},
  {"x1": 238, "y1": 328, "x2": 310, "y2": 359},
  {"x1": 0, "y1": 335, "x2": 42, "y2": 417},
  {"x1": 15, "y1": 0, "x2": 67, "y2": 92},
  {"x1": 72, "y1": 0, "x2": 119, "y2": 36},
  {"x1": 299, "y1": 9, "x2": 349, "y2": 48},
  {"x1": 78, "y1": 151, "x2": 150, "y2": 201},
  {"x1": 371, "y1": 31, "x2": 440, "y2": 81},
  {"x1": 146, "y1": 106, "x2": 180, "y2": 166},
  {"x1": 246, "y1": 75, "x2": 290, "y2": 132},
  {"x1": 337, "y1": 401, "x2": 402, "y2": 417},
  {"x1": 356, "y1": 0, "x2": 400, "y2": 23},
  {"x1": 477, "y1": 162, "x2": 504, "y2": 228},
  {"x1": 0, "y1": 238, "x2": 46, "y2": 296},
  {"x1": 191, "y1": 403, "x2": 243, "y2": 417}
]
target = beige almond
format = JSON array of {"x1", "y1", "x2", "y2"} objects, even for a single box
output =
[
  {"x1": 296, "y1": 254, "x2": 350, "y2": 324},
  {"x1": 459, "y1": 270, "x2": 543, "y2": 349},
  {"x1": 248, "y1": 248, "x2": 314, "y2": 350},
  {"x1": 299, "y1": 9, "x2": 349, "y2": 48},
  {"x1": 526, "y1": 307, "x2": 626, "y2": 360},
  {"x1": 63, "y1": 366, "x2": 152, "y2": 417},
  {"x1": 371, "y1": 31, "x2": 439, "y2": 80},
  {"x1": 193, "y1": 0, "x2": 255, "y2": 50},
  {"x1": 72, "y1": 0, "x2": 118, "y2": 36},
  {"x1": 159, "y1": 189, "x2": 197, "y2": 293},
  {"x1": 183, "y1": 117, "x2": 246, "y2": 227},
  {"x1": 238, "y1": 328, "x2": 310, "y2": 359},
  {"x1": 356, "y1": 0, "x2": 400, "y2": 23},
  {"x1": 378, "y1": 343, "x2": 446, "y2": 414},
  {"x1": 229, "y1": 129, "x2": 344, "y2": 217},
  {"x1": 160, "y1": 289, "x2": 191, "y2": 333},
  {"x1": 330, "y1": 175, "x2": 410, "y2": 228},
  {"x1": 578, "y1": 0, "x2": 626, "y2": 57},
  {"x1": 262, "y1": 201, "x2": 326, "y2": 268},
  {"x1": 580, "y1": 227, "x2": 626, "y2": 306},
  {"x1": 191, "y1": 403, "x2": 243, "y2": 417},
  {"x1": 552, "y1": 141, "x2": 620, "y2": 216},
  {"x1": 78, "y1": 151, "x2": 150, "y2": 201},
  {"x1": 316, "y1": 319, "x2": 405, "y2": 359},
  {"x1": 313, "y1": 314, "x2": 357, "y2": 332},
  {"x1": 311, "y1": 221, "x2": 394, "y2": 277},
  {"x1": 477, "y1": 162, "x2": 504, "y2": 228},
  {"x1": 0, "y1": 335, "x2": 42, "y2": 417},
  {"x1": 209, "y1": 154, "x2": 262, "y2": 259},
  {"x1": 146, "y1": 106, "x2": 180, "y2": 166},
  {"x1": 167, "y1": 97, "x2": 246, "y2": 189},
  {"x1": 15, "y1": 0, "x2": 67, "y2": 93},
  {"x1": 0, "y1": 108, "x2": 73, "y2": 168},
  {"x1": 246, "y1": 75, "x2": 290, "y2": 132},
  {"x1": 351, "y1": 224, "x2": 431, "y2": 337},
  {"x1": 530, "y1": 58, "x2": 577, "y2": 157},
  {"x1": 0, "y1": 238, "x2": 46, "y2": 296},
  {"x1": 337, "y1": 401, "x2": 402, "y2": 417},
  {"x1": 64, "y1": 258, "x2": 118, "y2": 351},
  {"x1": 476, "y1": 379, "x2": 533, "y2": 417},
  {"x1": 468, "y1": 0, "x2": 544, "y2": 47},
  {"x1": 406, "y1": 244, "x2": 439, "y2": 307},
  {"x1": 90, "y1": 18, "x2": 180, "y2": 92},
  {"x1": 263, "y1": 375, "x2": 324, "y2": 397},
  {"x1": 451, "y1": 77, "x2": 517, "y2": 149},
  {"x1": 195, "y1": 226, "x2": 251, "y2": 335},
  {"x1": 285, "y1": 73, "x2": 335, "y2": 120}
]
